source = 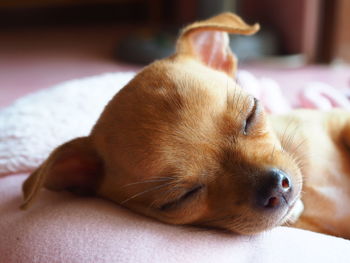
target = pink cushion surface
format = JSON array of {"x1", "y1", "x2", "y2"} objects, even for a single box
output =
[{"x1": 1, "y1": 174, "x2": 350, "y2": 263}]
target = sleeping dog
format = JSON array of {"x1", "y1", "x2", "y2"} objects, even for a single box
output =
[{"x1": 21, "y1": 13, "x2": 350, "y2": 238}]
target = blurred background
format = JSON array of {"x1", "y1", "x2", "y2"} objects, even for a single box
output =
[{"x1": 1, "y1": 0, "x2": 350, "y2": 107}]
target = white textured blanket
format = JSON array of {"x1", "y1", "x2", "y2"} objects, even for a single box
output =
[{"x1": 0, "y1": 72, "x2": 135, "y2": 175}]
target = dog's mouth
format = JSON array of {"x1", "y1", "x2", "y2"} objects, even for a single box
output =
[
  {"x1": 267, "y1": 194, "x2": 302, "y2": 228},
  {"x1": 227, "y1": 176, "x2": 302, "y2": 234},
  {"x1": 233, "y1": 197, "x2": 301, "y2": 234},
  {"x1": 275, "y1": 195, "x2": 302, "y2": 226}
]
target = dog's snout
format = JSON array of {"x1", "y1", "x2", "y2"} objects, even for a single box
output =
[{"x1": 255, "y1": 168, "x2": 292, "y2": 209}]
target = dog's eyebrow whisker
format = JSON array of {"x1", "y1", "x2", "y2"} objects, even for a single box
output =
[
  {"x1": 231, "y1": 81, "x2": 238, "y2": 111},
  {"x1": 236, "y1": 86, "x2": 245, "y2": 118},
  {"x1": 291, "y1": 141, "x2": 308, "y2": 163},
  {"x1": 283, "y1": 127, "x2": 296, "y2": 149},
  {"x1": 233, "y1": 87, "x2": 242, "y2": 113},
  {"x1": 282, "y1": 133, "x2": 312, "y2": 173},
  {"x1": 240, "y1": 96, "x2": 252, "y2": 116},
  {"x1": 237, "y1": 89, "x2": 244, "y2": 114},
  {"x1": 280, "y1": 120, "x2": 294, "y2": 149},
  {"x1": 285, "y1": 135, "x2": 299, "y2": 155},
  {"x1": 232, "y1": 88, "x2": 241, "y2": 120},
  {"x1": 226, "y1": 77, "x2": 229, "y2": 109},
  {"x1": 286, "y1": 135, "x2": 311, "y2": 165},
  {"x1": 269, "y1": 144, "x2": 277, "y2": 162},
  {"x1": 234, "y1": 90, "x2": 251, "y2": 121},
  {"x1": 120, "y1": 181, "x2": 177, "y2": 204},
  {"x1": 230, "y1": 77, "x2": 239, "y2": 109},
  {"x1": 293, "y1": 136, "x2": 307, "y2": 151},
  {"x1": 284, "y1": 125, "x2": 301, "y2": 150}
]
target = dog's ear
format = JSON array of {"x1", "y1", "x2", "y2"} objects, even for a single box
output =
[
  {"x1": 21, "y1": 137, "x2": 103, "y2": 209},
  {"x1": 176, "y1": 12, "x2": 259, "y2": 76}
]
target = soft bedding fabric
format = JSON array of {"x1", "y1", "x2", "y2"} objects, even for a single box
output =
[
  {"x1": 0, "y1": 72, "x2": 135, "y2": 176},
  {"x1": 1, "y1": 71, "x2": 350, "y2": 263},
  {"x1": 1, "y1": 174, "x2": 349, "y2": 263}
]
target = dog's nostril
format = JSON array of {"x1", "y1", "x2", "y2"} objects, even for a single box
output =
[
  {"x1": 255, "y1": 168, "x2": 293, "y2": 209},
  {"x1": 282, "y1": 177, "x2": 290, "y2": 189},
  {"x1": 265, "y1": 196, "x2": 279, "y2": 208}
]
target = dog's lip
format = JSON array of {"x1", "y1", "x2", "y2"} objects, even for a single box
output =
[
  {"x1": 287, "y1": 197, "x2": 298, "y2": 210},
  {"x1": 278, "y1": 196, "x2": 300, "y2": 223}
]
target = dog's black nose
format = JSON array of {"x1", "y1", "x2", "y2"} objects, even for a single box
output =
[{"x1": 256, "y1": 168, "x2": 292, "y2": 209}]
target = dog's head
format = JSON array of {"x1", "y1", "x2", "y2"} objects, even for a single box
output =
[{"x1": 22, "y1": 13, "x2": 302, "y2": 234}]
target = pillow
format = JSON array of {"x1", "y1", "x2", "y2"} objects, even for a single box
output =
[{"x1": 1, "y1": 174, "x2": 350, "y2": 263}]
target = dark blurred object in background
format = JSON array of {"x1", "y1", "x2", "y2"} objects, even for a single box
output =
[
  {"x1": 115, "y1": 30, "x2": 175, "y2": 64},
  {"x1": 115, "y1": 0, "x2": 350, "y2": 65},
  {"x1": 114, "y1": 0, "x2": 280, "y2": 64},
  {"x1": 240, "y1": 0, "x2": 350, "y2": 64},
  {"x1": 0, "y1": 0, "x2": 148, "y2": 26},
  {"x1": 0, "y1": 0, "x2": 349, "y2": 65}
]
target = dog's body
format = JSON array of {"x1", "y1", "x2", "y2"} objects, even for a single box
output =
[
  {"x1": 272, "y1": 110, "x2": 350, "y2": 238},
  {"x1": 21, "y1": 13, "x2": 350, "y2": 238}
]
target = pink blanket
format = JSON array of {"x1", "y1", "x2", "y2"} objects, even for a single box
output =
[
  {"x1": 1, "y1": 174, "x2": 349, "y2": 263},
  {"x1": 1, "y1": 71, "x2": 350, "y2": 262}
]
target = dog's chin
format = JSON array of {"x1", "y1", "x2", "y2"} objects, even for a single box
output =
[
  {"x1": 226, "y1": 216, "x2": 285, "y2": 235},
  {"x1": 279, "y1": 198, "x2": 304, "y2": 225},
  {"x1": 222, "y1": 199, "x2": 302, "y2": 235},
  {"x1": 227, "y1": 217, "x2": 285, "y2": 235}
]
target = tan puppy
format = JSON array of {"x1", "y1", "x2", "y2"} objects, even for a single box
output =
[{"x1": 21, "y1": 13, "x2": 350, "y2": 238}]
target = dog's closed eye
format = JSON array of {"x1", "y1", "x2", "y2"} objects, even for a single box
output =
[
  {"x1": 243, "y1": 97, "x2": 258, "y2": 135},
  {"x1": 159, "y1": 184, "x2": 204, "y2": 211}
]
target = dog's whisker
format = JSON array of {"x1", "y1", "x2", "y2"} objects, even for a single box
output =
[
  {"x1": 280, "y1": 120, "x2": 295, "y2": 150},
  {"x1": 121, "y1": 177, "x2": 175, "y2": 188},
  {"x1": 269, "y1": 144, "x2": 277, "y2": 163},
  {"x1": 237, "y1": 90, "x2": 246, "y2": 116},
  {"x1": 121, "y1": 181, "x2": 177, "y2": 204},
  {"x1": 199, "y1": 215, "x2": 239, "y2": 226},
  {"x1": 231, "y1": 87, "x2": 238, "y2": 113},
  {"x1": 148, "y1": 185, "x2": 186, "y2": 208},
  {"x1": 234, "y1": 87, "x2": 243, "y2": 115},
  {"x1": 292, "y1": 137, "x2": 308, "y2": 152},
  {"x1": 282, "y1": 124, "x2": 300, "y2": 151},
  {"x1": 226, "y1": 77, "x2": 229, "y2": 109}
]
